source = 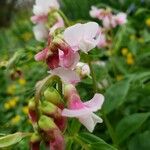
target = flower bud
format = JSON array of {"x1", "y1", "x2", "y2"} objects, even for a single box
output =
[
  {"x1": 40, "y1": 101, "x2": 66, "y2": 131},
  {"x1": 30, "y1": 132, "x2": 41, "y2": 150},
  {"x1": 38, "y1": 115, "x2": 57, "y2": 132},
  {"x1": 28, "y1": 98, "x2": 37, "y2": 123},
  {"x1": 75, "y1": 62, "x2": 90, "y2": 78},
  {"x1": 44, "y1": 87, "x2": 63, "y2": 109}
]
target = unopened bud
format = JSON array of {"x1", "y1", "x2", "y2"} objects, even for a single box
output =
[
  {"x1": 76, "y1": 62, "x2": 90, "y2": 78},
  {"x1": 38, "y1": 115, "x2": 57, "y2": 132},
  {"x1": 44, "y1": 87, "x2": 63, "y2": 108},
  {"x1": 28, "y1": 98, "x2": 37, "y2": 123},
  {"x1": 40, "y1": 101, "x2": 66, "y2": 131},
  {"x1": 40, "y1": 101, "x2": 58, "y2": 116},
  {"x1": 30, "y1": 132, "x2": 41, "y2": 150}
]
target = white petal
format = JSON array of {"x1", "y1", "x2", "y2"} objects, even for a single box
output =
[
  {"x1": 79, "y1": 115, "x2": 95, "y2": 132},
  {"x1": 50, "y1": 67, "x2": 80, "y2": 84},
  {"x1": 33, "y1": 24, "x2": 48, "y2": 42},
  {"x1": 91, "y1": 113, "x2": 103, "y2": 125},
  {"x1": 63, "y1": 24, "x2": 84, "y2": 51},
  {"x1": 84, "y1": 93, "x2": 104, "y2": 112}
]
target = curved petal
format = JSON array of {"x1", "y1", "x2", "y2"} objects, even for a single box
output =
[
  {"x1": 50, "y1": 67, "x2": 80, "y2": 84},
  {"x1": 84, "y1": 93, "x2": 104, "y2": 112},
  {"x1": 62, "y1": 108, "x2": 91, "y2": 117},
  {"x1": 79, "y1": 115, "x2": 95, "y2": 132},
  {"x1": 63, "y1": 24, "x2": 83, "y2": 51},
  {"x1": 91, "y1": 113, "x2": 103, "y2": 125}
]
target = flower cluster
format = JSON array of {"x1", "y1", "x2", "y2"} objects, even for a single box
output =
[
  {"x1": 90, "y1": 6, "x2": 127, "y2": 48},
  {"x1": 30, "y1": 1, "x2": 128, "y2": 150}
]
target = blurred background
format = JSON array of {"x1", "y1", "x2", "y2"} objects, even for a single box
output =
[{"x1": 0, "y1": 0, "x2": 150, "y2": 149}]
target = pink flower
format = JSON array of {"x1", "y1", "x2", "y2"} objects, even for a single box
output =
[
  {"x1": 31, "y1": 0, "x2": 59, "y2": 24},
  {"x1": 33, "y1": 24, "x2": 48, "y2": 42},
  {"x1": 62, "y1": 85, "x2": 104, "y2": 132},
  {"x1": 115, "y1": 12, "x2": 127, "y2": 25},
  {"x1": 50, "y1": 67, "x2": 80, "y2": 84},
  {"x1": 35, "y1": 40, "x2": 80, "y2": 69},
  {"x1": 63, "y1": 22, "x2": 100, "y2": 53},
  {"x1": 89, "y1": 6, "x2": 101, "y2": 18},
  {"x1": 50, "y1": 14, "x2": 65, "y2": 34}
]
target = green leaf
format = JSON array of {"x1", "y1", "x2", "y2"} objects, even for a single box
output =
[
  {"x1": 0, "y1": 132, "x2": 30, "y2": 148},
  {"x1": 78, "y1": 132, "x2": 117, "y2": 150},
  {"x1": 102, "y1": 78, "x2": 131, "y2": 114},
  {"x1": 116, "y1": 113, "x2": 150, "y2": 144}
]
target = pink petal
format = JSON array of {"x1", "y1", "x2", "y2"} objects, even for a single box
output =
[
  {"x1": 84, "y1": 93, "x2": 104, "y2": 112},
  {"x1": 63, "y1": 24, "x2": 83, "y2": 51},
  {"x1": 50, "y1": 67, "x2": 80, "y2": 84},
  {"x1": 34, "y1": 48, "x2": 48, "y2": 61},
  {"x1": 116, "y1": 12, "x2": 127, "y2": 25}
]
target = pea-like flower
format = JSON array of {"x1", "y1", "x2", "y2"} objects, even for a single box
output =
[
  {"x1": 63, "y1": 22, "x2": 100, "y2": 53},
  {"x1": 62, "y1": 84, "x2": 104, "y2": 132}
]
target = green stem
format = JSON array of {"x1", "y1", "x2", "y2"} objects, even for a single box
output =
[
  {"x1": 57, "y1": 9, "x2": 70, "y2": 27},
  {"x1": 103, "y1": 114, "x2": 120, "y2": 149}
]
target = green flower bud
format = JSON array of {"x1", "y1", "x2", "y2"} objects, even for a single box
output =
[
  {"x1": 44, "y1": 87, "x2": 63, "y2": 106},
  {"x1": 40, "y1": 101, "x2": 57, "y2": 115},
  {"x1": 38, "y1": 115, "x2": 57, "y2": 131},
  {"x1": 30, "y1": 132, "x2": 41, "y2": 143},
  {"x1": 28, "y1": 98, "x2": 36, "y2": 110}
]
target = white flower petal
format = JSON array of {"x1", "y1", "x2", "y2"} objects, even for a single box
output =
[
  {"x1": 79, "y1": 115, "x2": 95, "y2": 132},
  {"x1": 33, "y1": 24, "x2": 48, "y2": 42},
  {"x1": 64, "y1": 23, "x2": 84, "y2": 51}
]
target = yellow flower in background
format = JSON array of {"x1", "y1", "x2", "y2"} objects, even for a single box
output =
[
  {"x1": 21, "y1": 32, "x2": 32, "y2": 41},
  {"x1": 121, "y1": 48, "x2": 128, "y2": 56},
  {"x1": 7, "y1": 84, "x2": 16, "y2": 95},
  {"x1": 116, "y1": 75, "x2": 124, "y2": 81},
  {"x1": 4, "y1": 97, "x2": 19, "y2": 110},
  {"x1": 4, "y1": 103, "x2": 11, "y2": 110},
  {"x1": 11, "y1": 115, "x2": 21, "y2": 125},
  {"x1": 126, "y1": 52, "x2": 134, "y2": 65},
  {"x1": 22, "y1": 106, "x2": 28, "y2": 114},
  {"x1": 18, "y1": 78, "x2": 26, "y2": 85},
  {"x1": 145, "y1": 18, "x2": 150, "y2": 27}
]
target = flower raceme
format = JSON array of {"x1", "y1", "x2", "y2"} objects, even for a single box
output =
[
  {"x1": 31, "y1": 0, "x2": 59, "y2": 24},
  {"x1": 31, "y1": 0, "x2": 64, "y2": 42},
  {"x1": 62, "y1": 84, "x2": 104, "y2": 132},
  {"x1": 90, "y1": 6, "x2": 127, "y2": 29}
]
